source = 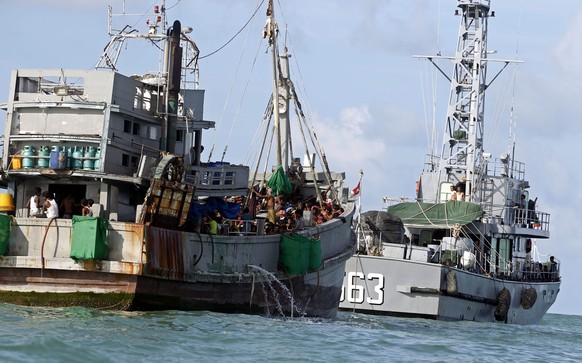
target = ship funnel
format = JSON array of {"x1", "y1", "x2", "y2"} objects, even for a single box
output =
[{"x1": 166, "y1": 20, "x2": 183, "y2": 153}]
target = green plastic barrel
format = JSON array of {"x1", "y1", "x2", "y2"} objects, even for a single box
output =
[
  {"x1": 280, "y1": 233, "x2": 311, "y2": 275},
  {"x1": 441, "y1": 250, "x2": 458, "y2": 265},
  {"x1": 70, "y1": 216, "x2": 108, "y2": 260},
  {"x1": 309, "y1": 238, "x2": 321, "y2": 270},
  {"x1": 0, "y1": 214, "x2": 11, "y2": 255}
]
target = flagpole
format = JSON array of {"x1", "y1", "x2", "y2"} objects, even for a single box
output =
[{"x1": 356, "y1": 169, "x2": 363, "y2": 251}]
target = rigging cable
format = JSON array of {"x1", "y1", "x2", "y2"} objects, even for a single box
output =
[
  {"x1": 165, "y1": 0, "x2": 181, "y2": 11},
  {"x1": 418, "y1": 59, "x2": 431, "y2": 158},
  {"x1": 245, "y1": 96, "x2": 274, "y2": 166},
  {"x1": 199, "y1": 0, "x2": 266, "y2": 59},
  {"x1": 431, "y1": 0, "x2": 441, "y2": 161},
  {"x1": 508, "y1": 0, "x2": 523, "y2": 157},
  {"x1": 219, "y1": 38, "x2": 265, "y2": 163},
  {"x1": 248, "y1": 96, "x2": 274, "y2": 190},
  {"x1": 206, "y1": 0, "x2": 263, "y2": 163}
]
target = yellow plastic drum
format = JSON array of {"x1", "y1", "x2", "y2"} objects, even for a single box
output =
[
  {"x1": 0, "y1": 193, "x2": 15, "y2": 214},
  {"x1": 11, "y1": 157, "x2": 22, "y2": 170}
]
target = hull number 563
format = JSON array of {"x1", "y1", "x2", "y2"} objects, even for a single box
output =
[{"x1": 341, "y1": 271, "x2": 385, "y2": 305}]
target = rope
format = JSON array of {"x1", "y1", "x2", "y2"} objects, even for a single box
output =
[
  {"x1": 219, "y1": 38, "x2": 264, "y2": 163},
  {"x1": 248, "y1": 96, "x2": 274, "y2": 194},
  {"x1": 292, "y1": 96, "x2": 322, "y2": 206},
  {"x1": 291, "y1": 92, "x2": 337, "y2": 204},
  {"x1": 41, "y1": 217, "x2": 58, "y2": 270},
  {"x1": 191, "y1": 232, "x2": 204, "y2": 267},
  {"x1": 199, "y1": 0, "x2": 266, "y2": 59}
]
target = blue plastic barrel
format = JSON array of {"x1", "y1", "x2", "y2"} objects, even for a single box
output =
[{"x1": 50, "y1": 150, "x2": 67, "y2": 170}]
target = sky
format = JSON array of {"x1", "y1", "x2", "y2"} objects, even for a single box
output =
[{"x1": 1, "y1": 0, "x2": 581, "y2": 316}]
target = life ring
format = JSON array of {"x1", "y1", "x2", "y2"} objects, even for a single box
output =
[{"x1": 415, "y1": 179, "x2": 420, "y2": 195}]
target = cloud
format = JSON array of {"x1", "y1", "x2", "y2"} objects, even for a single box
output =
[
  {"x1": 552, "y1": 7, "x2": 582, "y2": 79},
  {"x1": 315, "y1": 105, "x2": 382, "y2": 167}
]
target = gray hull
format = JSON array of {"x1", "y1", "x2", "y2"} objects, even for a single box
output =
[
  {"x1": 0, "y1": 205, "x2": 354, "y2": 318},
  {"x1": 340, "y1": 254, "x2": 560, "y2": 324}
]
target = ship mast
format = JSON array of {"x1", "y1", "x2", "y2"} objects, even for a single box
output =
[
  {"x1": 264, "y1": 0, "x2": 291, "y2": 169},
  {"x1": 415, "y1": 0, "x2": 521, "y2": 203},
  {"x1": 438, "y1": 0, "x2": 492, "y2": 201}
]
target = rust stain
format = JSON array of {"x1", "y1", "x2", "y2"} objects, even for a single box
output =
[{"x1": 145, "y1": 226, "x2": 185, "y2": 280}]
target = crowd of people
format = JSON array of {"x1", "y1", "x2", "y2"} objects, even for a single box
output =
[
  {"x1": 202, "y1": 188, "x2": 345, "y2": 236},
  {"x1": 26, "y1": 188, "x2": 94, "y2": 219}
]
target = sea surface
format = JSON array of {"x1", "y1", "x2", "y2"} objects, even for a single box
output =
[{"x1": 0, "y1": 304, "x2": 579, "y2": 362}]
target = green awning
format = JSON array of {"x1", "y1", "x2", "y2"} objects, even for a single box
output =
[{"x1": 387, "y1": 201, "x2": 483, "y2": 226}]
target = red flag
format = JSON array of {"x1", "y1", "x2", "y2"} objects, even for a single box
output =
[{"x1": 351, "y1": 182, "x2": 360, "y2": 197}]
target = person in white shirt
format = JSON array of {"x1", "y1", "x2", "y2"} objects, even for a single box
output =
[
  {"x1": 25, "y1": 187, "x2": 42, "y2": 217},
  {"x1": 42, "y1": 191, "x2": 59, "y2": 219},
  {"x1": 451, "y1": 185, "x2": 465, "y2": 201}
]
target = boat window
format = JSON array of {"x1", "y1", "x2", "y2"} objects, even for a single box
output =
[
  {"x1": 498, "y1": 238, "x2": 511, "y2": 274},
  {"x1": 131, "y1": 156, "x2": 138, "y2": 172},
  {"x1": 134, "y1": 86, "x2": 143, "y2": 109},
  {"x1": 212, "y1": 171, "x2": 221, "y2": 185},
  {"x1": 132, "y1": 123, "x2": 141, "y2": 136},
  {"x1": 124, "y1": 120, "x2": 132, "y2": 133},
  {"x1": 122, "y1": 154, "x2": 130, "y2": 167},
  {"x1": 200, "y1": 171, "x2": 210, "y2": 185},
  {"x1": 411, "y1": 234, "x2": 419, "y2": 246},
  {"x1": 224, "y1": 171, "x2": 235, "y2": 185},
  {"x1": 419, "y1": 230, "x2": 432, "y2": 247},
  {"x1": 17, "y1": 77, "x2": 40, "y2": 93},
  {"x1": 149, "y1": 126, "x2": 159, "y2": 140}
]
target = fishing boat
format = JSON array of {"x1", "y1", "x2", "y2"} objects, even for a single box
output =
[
  {"x1": 0, "y1": 1, "x2": 355, "y2": 318},
  {"x1": 340, "y1": 0, "x2": 560, "y2": 324}
]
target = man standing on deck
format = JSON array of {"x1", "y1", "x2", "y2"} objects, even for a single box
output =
[
  {"x1": 42, "y1": 191, "x2": 59, "y2": 219},
  {"x1": 25, "y1": 187, "x2": 41, "y2": 217},
  {"x1": 253, "y1": 188, "x2": 277, "y2": 224},
  {"x1": 60, "y1": 193, "x2": 75, "y2": 218}
]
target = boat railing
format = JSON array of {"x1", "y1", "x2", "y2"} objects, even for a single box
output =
[
  {"x1": 482, "y1": 203, "x2": 550, "y2": 232},
  {"x1": 443, "y1": 250, "x2": 560, "y2": 283},
  {"x1": 423, "y1": 154, "x2": 527, "y2": 180},
  {"x1": 423, "y1": 240, "x2": 560, "y2": 283},
  {"x1": 212, "y1": 218, "x2": 282, "y2": 236},
  {"x1": 489, "y1": 158, "x2": 526, "y2": 179}
]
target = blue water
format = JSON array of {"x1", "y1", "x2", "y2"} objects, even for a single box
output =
[{"x1": 0, "y1": 304, "x2": 579, "y2": 362}]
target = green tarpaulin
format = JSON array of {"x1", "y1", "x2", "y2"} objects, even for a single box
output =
[
  {"x1": 267, "y1": 164, "x2": 292, "y2": 196},
  {"x1": 387, "y1": 201, "x2": 483, "y2": 226}
]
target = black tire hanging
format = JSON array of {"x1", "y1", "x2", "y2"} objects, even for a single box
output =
[
  {"x1": 521, "y1": 287, "x2": 537, "y2": 310},
  {"x1": 494, "y1": 287, "x2": 511, "y2": 322}
]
